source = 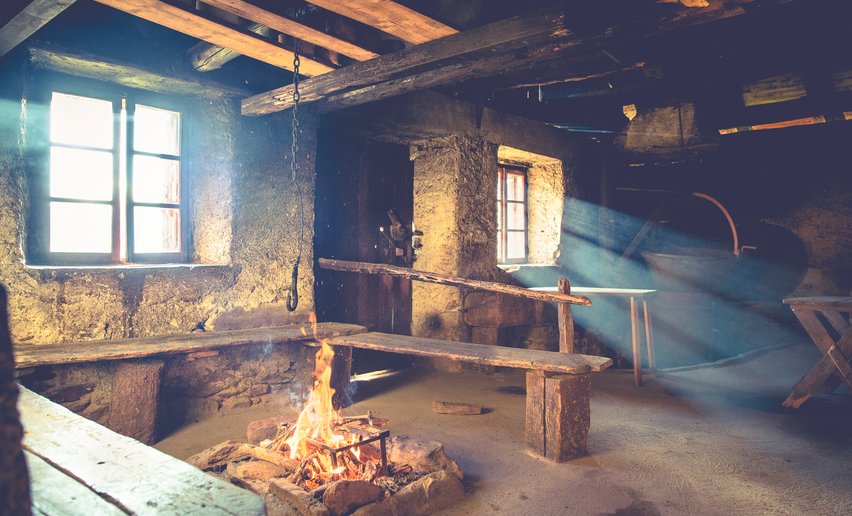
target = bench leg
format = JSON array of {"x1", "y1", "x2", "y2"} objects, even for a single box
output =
[
  {"x1": 107, "y1": 359, "x2": 164, "y2": 444},
  {"x1": 525, "y1": 371, "x2": 591, "y2": 462}
]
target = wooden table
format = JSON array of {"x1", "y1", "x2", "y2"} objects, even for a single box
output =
[
  {"x1": 782, "y1": 297, "x2": 852, "y2": 408},
  {"x1": 532, "y1": 286, "x2": 656, "y2": 386}
]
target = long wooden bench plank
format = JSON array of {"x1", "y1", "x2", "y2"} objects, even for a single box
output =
[
  {"x1": 326, "y1": 332, "x2": 612, "y2": 374},
  {"x1": 19, "y1": 385, "x2": 265, "y2": 515},
  {"x1": 26, "y1": 450, "x2": 126, "y2": 516},
  {"x1": 14, "y1": 322, "x2": 368, "y2": 369},
  {"x1": 784, "y1": 296, "x2": 852, "y2": 311}
]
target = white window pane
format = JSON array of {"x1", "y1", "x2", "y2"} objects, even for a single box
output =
[
  {"x1": 133, "y1": 155, "x2": 180, "y2": 204},
  {"x1": 134, "y1": 206, "x2": 180, "y2": 253},
  {"x1": 50, "y1": 202, "x2": 112, "y2": 253},
  {"x1": 507, "y1": 202, "x2": 525, "y2": 230},
  {"x1": 50, "y1": 147, "x2": 113, "y2": 201},
  {"x1": 506, "y1": 173, "x2": 525, "y2": 201},
  {"x1": 134, "y1": 105, "x2": 180, "y2": 155},
  {"x1": 50, "y1": 92, "x2": 113, "y2": 149},
  {"x1": 506, "y1": 232, "x2": 525, "y2": 260}
]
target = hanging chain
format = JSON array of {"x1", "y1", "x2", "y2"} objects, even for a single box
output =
[{"x1": 286, "y1": 36, "x2": 303, "y2": 312}]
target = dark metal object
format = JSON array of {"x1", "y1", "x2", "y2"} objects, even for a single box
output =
[{"x1": 309, "y1": 430, "x2": 390, "y2": 477}]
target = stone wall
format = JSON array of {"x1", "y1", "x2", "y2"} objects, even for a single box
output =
[{"x1": 0, "y1": 59, "x2": 318, "y2": 427}]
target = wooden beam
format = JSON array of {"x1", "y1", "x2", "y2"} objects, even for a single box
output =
[
  {"x1": 318, "y1": 258, "x2": 593, "y2": 306},
  {"x1": 0, "y1": 0, "x2": 75, "y2": 58},
  {"x1": 91, "y1": 0, "x2": 334, "y2": 75},
  {"x1": 242, "y1": 6, "x2": 569, "y2": 115},
  {"x1": 29, "y1": 43, "x2": 250, "y2": 97},
  {"x1": 244, "y1": 0, "x2": 792, "y2": 116},
  {"x1": 327, "y1": 332, "x2": 612, "y2": 374},
  {"x1": 305, "y1": 0, "x2": 456, "y2": 44},
  {"x1": 201, "y1": 0, "x2": 379, "y2": 61},
  {"x1": 13, "y1": 322, "x2": 368, "y2": 369},
  {"x1": 187, "y1": 22, "x2": 274, "y2": 72}
]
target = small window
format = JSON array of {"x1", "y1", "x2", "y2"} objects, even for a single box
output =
[
  {"x1": 31, "y1": 87, "x2": 186, "y2": 265},
  {"x1": 497, "y1": 165, "x2": 528, "y2": 263}
]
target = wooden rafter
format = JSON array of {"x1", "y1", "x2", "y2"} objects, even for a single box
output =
[
  {"x1": 305, "y1": 0, "x2": 456, "y2": 44},
  {"x1": 91, "y1": 0, "x2": 334, "y2": 75},
  {"x1": 242, "y1": 7, "x2": 569, "y2": 115},
  {"x1": 0, "y1": 0, "x2": 75, "y2": 58},
  {"x1": 200, "y1": 0, "x2": 378, "y2": 61}
]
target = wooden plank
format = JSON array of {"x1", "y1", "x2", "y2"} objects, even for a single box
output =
[
  {"x1": 631, "y1": 297, "x2": 642, "y2": 387},
  {"x1": 544, "y1": 374, "x2": 591, "y2": 461},
  {"x1": 202, "y1": 0, "x2": 379, "y2": 60},
  {"x1": 305, "y1": 0, "x2": 456, "y2": 44},
  {"x1": 531, "y1": 286, "x2": 656, "y2": 296},
  {"x1": 13, "y1": 322, "x2": 368, "y2": 369},
  {"x1": 242, "y1": 6, "x2": 568, "y2": 115},
  {"x1": 557, "y1": 278, "x2": 574, "y2": 353},
  {"x1": 91, "y1": 0, "x2": 334, "y2": 75},
  {"x1": 784, "y1": 297, "x2": 852, "y2": 311},
  {"x1": 826, "y1": 344, "x2": 852, "y2": 393},
  {"x1": 0, "y1": 0, "x2": 75, "y2": 58},
  {"x1": 524, "y1": 370, "x2": 546, "y2": 455},
  {"x1": 327, "y1": 332, "x2": 612, "y2": 374},
  {"x1": 29, "y1": 42, "x2": 250, "y2": 97},
  {"x1": 19, "y1": 386, "x2": 266, "y2": 515},
  {"x1": 107, "y1": 360, "x2": 164, "y2": 444},
  {"x1": 792, "y1": 309, "x2": 837, "y2": 354},
  {"x1": 432, "y1": 400, "x2": 483, "y2": 415},
  {"x1": 26, "y1": 451, "x2": 125, "y2": 516},
  {"x1": 783, "y1": 329, "x2": 852, "y2": 408},
  {"x1": 319, "y1": 258, "x2": 592, "y2": 306},
  {"x1": 187, "y1": 22, "x2": 274, "y2": 72}
]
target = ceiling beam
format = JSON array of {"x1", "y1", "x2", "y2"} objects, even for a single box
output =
[
  {"x1": 305, "y1": 0, "x2": 456, "y2": 44},
  {"x1": 187, "y1": 22, "x2": 273, "y2": 72},
  {"x1": 244, "y1": 0, "x2": 800, "y2": 116},
  {"x1": 0, "y1": 0, "x2": 75, "y2": 58},
  {"x1": 91, "y1": 0, "x2": 334, "y2": 75},
  {"x1": 242, "y1": 6, "x2": 568, "y2": 115},
  {"x1": 200, "y1": 0, "x2": 378, "y2": 61}
]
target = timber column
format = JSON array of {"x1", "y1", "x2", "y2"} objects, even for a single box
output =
[{"x1": 409, "y1": 136, "x2": 498, "y2": 368}]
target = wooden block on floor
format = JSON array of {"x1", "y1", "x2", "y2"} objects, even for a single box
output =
[
  {"x1": 107, "y1": 359, "x2": 164, "y2": 444},
  {"x1": 525, "y1": 370, "x2": 591, "y2": 462}
]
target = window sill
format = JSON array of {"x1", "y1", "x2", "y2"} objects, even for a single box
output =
[
  {"x1": 25, "y1": 263, "x2": 230, "y2": 271},
  {"x1": 498, "y1": 263, "x2": 556, "y2": 271}
]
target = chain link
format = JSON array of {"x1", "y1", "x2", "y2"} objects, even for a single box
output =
[
  {"x1": 286, "y1": 36, "x2": 303, "y2": 312},
  {"x1": 291, "y1": 43, "x2": 300, "y2": 182}
]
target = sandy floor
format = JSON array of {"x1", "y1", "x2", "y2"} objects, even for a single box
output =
[{"x1": 156, "y1": 342, "x2": 852, "y2": 515}]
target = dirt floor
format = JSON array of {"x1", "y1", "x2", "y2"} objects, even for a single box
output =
[{"x1": 155, "y1": 342, "x2": 852, "y2": 515}]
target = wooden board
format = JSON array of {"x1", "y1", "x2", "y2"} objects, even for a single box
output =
[
  {"x1": 19, "y1": 386, "x2": 265, "y2": 515},
  {"x1": 304, "y1": 0, "x2": 457, "y2": 44},
  {"x1": 327, "y1": 332, "x2": 612, "y2": 374},
  {"x1": 203, "y1": 0, "x2": 378, "y2": 60},
  {"x1": 26, "y1": 450, "x2": 125, "y2": 516},
  {"x1": 0, "y1": 0, "x2": 75, "y2": 58},
  {"x1": 531, "y1": 286, "x2": 656, "y2": 297},
  {"x1": 318, "y1": 258, "x2": 592, "y2": 306},
  {"x1": 784, "y1": 297, "x2": 852, "y2": 311},
  {"x1": 107, "y1": 360, "x2": 164, "y2": 444},
  {"x1": 14, "y1": 322, "x2": 368, "y2": 369},
  {"x1": 29, "y1": 42, "x2": 250, "y2": 97},
  {"x1": 91, "y1": 0, "x2": 334, "y2": 75}
]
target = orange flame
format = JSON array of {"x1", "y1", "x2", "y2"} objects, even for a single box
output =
[{"x1": 284, "y1": 312, "x2": 364, "y2": 481}]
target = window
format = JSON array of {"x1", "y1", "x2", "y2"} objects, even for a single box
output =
[
  {"x1": 497, "y1": 165, "x2": 528, "y2": 263},
  {"x1": 30, "y1": 86, "x2": 186, "y2": 265}
]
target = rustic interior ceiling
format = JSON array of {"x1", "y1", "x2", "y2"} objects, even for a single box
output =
[{"x1": 2, "y1": 0, "x2": 850, "y2": 135}]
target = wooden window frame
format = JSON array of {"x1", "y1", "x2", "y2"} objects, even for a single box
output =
[
  {"x1": 497, "y1": 164, "x2": 529, "y2": 264},
  {"x1": 26, "y1": 74, "x2": 190, "y2": 266}
]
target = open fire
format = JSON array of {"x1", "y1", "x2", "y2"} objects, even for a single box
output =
[{"x1": 188, "y1": 312, "x2": 464, "y2": 515}]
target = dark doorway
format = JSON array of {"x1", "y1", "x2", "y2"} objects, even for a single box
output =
[{"x1": 314, "y1": 125, "x2": 414, "y2": 374}]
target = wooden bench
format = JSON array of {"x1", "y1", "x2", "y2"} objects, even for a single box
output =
[
  {"x1": 782, "y1": 296, "x2": 852, "y2": 408},
  {"x1": 14, "y1": 322, "x2": 368, "y2": 443},
  {"x1": 19, "y1": 385, "x2": 265, "y2": 515},
  {"x1": 327, "y1": 331, "x2": 612, "y2": 461}
]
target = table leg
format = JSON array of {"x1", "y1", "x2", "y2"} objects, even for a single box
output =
[
  {"x1": 643, "y1": 299, "x2": 655, "y2": 371},
  {"x1": 630, "y1": 296, "x2": 641, "y2": 387}
]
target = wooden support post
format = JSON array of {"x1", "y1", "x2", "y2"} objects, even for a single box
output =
[
  {"x1": 557, "y1": 278, "x2": 574, "y2": 353},
  {"x1": 107, "y1": 359, "x2": 164, "y2": 444},
  {"x1": 331, "y1": 346, "x2": 353, "y2": 409},
  {"x1": 525, "y1": 370, "x2": 591, "y2": 462},
  {"x1": 630, "y1": 297, "x2": 642, "y2": 387},
  {"x1": 0, "y1": 285, "x2": 31, "y2": 514},
  {"x1": 643, "y1": 299, "x2": 655, "y2": 370}
]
